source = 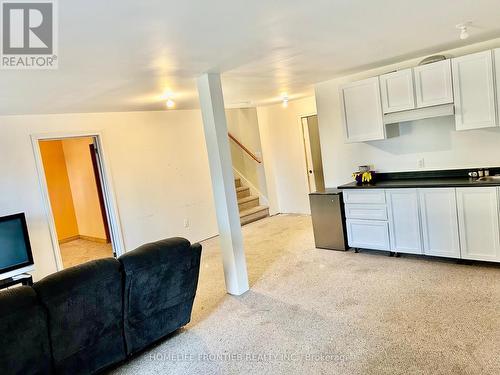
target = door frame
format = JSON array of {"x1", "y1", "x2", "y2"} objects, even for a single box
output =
[{"x1": 31, "y1": 131, "x2": 125, "y2": 271}]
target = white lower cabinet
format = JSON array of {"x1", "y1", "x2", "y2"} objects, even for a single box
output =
[
  {"x1": 418, "y1": 188, "x2": 461, "y2": 258},
  {"x1": 346, "y1": 219, "x2": 390, "y2": 251},
  {"x1": 456, "y1": 187, "x2": 500, "y2": 262},
  {"x1": 343, "y1": 186, "x2": 500, "y2": 263},
  {"x1": 386, "y1": 189, "x2": 423, "y2": 254}
]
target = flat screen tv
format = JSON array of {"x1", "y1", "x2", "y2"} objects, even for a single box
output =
[{"x1": 0, "y1": 213, "x2": 34, "y2": 280}]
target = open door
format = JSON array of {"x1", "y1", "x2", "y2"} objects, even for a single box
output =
[
  {"x1": 301, "y1": 115, "x2": 325, "y2": 193},
  {"x1": 89, "y1": 137, "x2": 118, "y2": 257},
  {"x1": 89, "y1": 142, "x2": 111, "y2": 244}
]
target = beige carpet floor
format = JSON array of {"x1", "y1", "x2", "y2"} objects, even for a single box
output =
[
  {"x1": 113, "y1": 214, "x2": 500, "y2": 375},
  {"x1": 60, "y1": 239, "x2": 113, "y2": 268}
]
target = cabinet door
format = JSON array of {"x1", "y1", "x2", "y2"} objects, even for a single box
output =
[
  {"x1": 379, "y1": 69, "x2": 415, "y2": 113},
  {"x1": 386, "y1": 189, "x2": 423, "y2": 254},
  {"x1": 346, "y1": 219, "x2": 390, "y2": 251},
  {"x1": 452, "y1": 50, "x2": 498, "y2": 130},
  {"x1": 413, "y1": 60, "x2": 453, "y2": 108},
  {"x1": 340, "y1": 77, "x2": 385, "y2": 143},
  {"x1": 457, "y1": 187, "x2": 500, "y2": 262},
  {"x1": 494, "y1": 49, "x2": 500, "y2": 118},
  {"x1": 419, "y1": 188, "x2": 460, "y2": 258}
]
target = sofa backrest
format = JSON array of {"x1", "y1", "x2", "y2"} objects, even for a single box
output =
[
  {"x1": 119, "y1": 237, "x2": 202, "y2": 354},
  {"x1": 33, "y1": 258, "x2": 126, "y2": 375},
  {"x1": 0, "y1": 286, "x2": 52, "y2": 375}
]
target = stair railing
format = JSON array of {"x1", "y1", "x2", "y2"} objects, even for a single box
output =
[{"x1": 228, "y1": 132, "x2": 262, "y2": 164}]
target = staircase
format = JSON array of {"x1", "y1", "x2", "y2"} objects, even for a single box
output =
[{"x1": 235, "y1": 178, "x2": 269, "y2": 225}]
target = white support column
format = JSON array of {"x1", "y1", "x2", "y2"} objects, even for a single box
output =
[{"x1": 197, "y1": 73, "x2": 249, "y2": 296}]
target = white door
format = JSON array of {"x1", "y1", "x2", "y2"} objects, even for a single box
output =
[
  {"x1": 340, "y1": 77, "x2": 385, "y2": 143},
  {"x1": 456, "y1": 187, "x2": 500, "y2": 262},
  {"x1": 452, "y1": 50, "x2": 498, "y2": 130},
  {"x1": 386, "y1": 189, "x2": 423, "y2": 254},
  {"x1": 419, "y1": 188, "x2": 460, "y2": 258},
  {"x1": 301, "y1": 115, "x2": 325, "y2": 192},
  {"x1": 379, "y1": 68, "x2": 415, "y2": 113},
  {"x1": 413, "y1": 60, "x2": 454, "y2": 108}
]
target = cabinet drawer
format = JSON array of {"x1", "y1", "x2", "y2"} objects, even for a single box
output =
[
  {"x1": 346, "y1": 219, "x2": 390, "y2": 251},
  {"x1": 343, "y1": 190, "x2": 386, "y2": 204},
  {"x1": 345, "y1": 204, "x2": 387, "y2": 220}
]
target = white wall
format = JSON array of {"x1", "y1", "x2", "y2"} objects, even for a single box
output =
[
  {"x1": 315, "y1": 38, "x2": 500, "y2": 188},
  {"x1": 257, "y1": 97, "x2": 317, "y2": 215},
  {"x1": 0, "y1": 110, "x2": 218, "y2": 280}
]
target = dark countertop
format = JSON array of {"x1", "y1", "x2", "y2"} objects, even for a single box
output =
[
  {"x1": 309, "y1": 188, "x2": 342, "y2": 195},
  {"x1": 338, "y1": 177, "x2": 500, "y2": 189}
]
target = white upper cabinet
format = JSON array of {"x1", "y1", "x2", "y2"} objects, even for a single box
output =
[
  {"x1": 452, "y1": 50, "x2": 498, "y2": 131},
  {"x1": 419, "y1": 188, "x2": 460, "y2": 258},
  {"x1": 340, "y1": 77, "x2": 385, "y2": 143},
  {"x1": 456, "y1": 187, "x2": 500, "y2": 262},
  {"x1": 379, "y1": 69, "x2": 415, "y2": 113},
  {"x1": 494, "y1": 48, "x2": 500, "y2": 117},
  {"x1": 413, "y1": 60, "x2": 454, "y2": 108},
  {"x1": 386, "y1": 189, "x2": 423, "y2": 255}
]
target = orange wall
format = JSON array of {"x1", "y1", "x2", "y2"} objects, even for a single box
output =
[
  {"x1": 39, "y1": 140, "x2": 79, "y2": 241},
  {"x1": 62, "y1": 137, "x2": 107, "y2": 240}
]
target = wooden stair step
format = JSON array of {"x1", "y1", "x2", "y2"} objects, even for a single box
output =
[
  {"x1": 236, "y1": 186, "x2": 250, "y2": 199},
  {"x1": 239, "y1": 205, "x2": 269, "y2": 225},
  {"x1": 238, "y1": 195, "x2": 259, "y2": 211},
  {"x1": 234, "y1": 178, "x2": 242, "y2": 188},
  {"x1": 237, "y1": 195, "x2": 258, "y2": 204}
]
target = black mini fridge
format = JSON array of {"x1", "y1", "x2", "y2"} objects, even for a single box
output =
[{"x1": 309, "y1": 189, "x2": 348, "y2": 251}]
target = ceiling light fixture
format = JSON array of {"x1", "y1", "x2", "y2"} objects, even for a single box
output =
[
  {"x1": 166, "y1": 98, "x2": 175, "y2": 109},
  {"x1": 281, "y1": 93, "x2": 289, "y2": 108},
  {"x1": 456, "y1": 22, "x2": 471, "y2": 40}
]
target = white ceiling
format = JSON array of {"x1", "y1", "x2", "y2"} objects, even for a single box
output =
[{"x1": 2, "y1": 0, "x2": 500, "y2": 115}]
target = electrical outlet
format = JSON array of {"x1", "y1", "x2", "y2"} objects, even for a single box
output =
[
  {"x1": 184, "y1": 219, "x2": 190, "y2": 228},
  {"x1": 417, "y1": 158, "x2": 425, "y2": 169}
]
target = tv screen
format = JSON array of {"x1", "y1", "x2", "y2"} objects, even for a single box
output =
[{"x1": 0, "y1": 213, "x2": 34, "y2": 278}]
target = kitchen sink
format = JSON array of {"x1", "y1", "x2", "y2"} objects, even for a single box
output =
[{"x1": 475, "y1": 175, "x2": 500, "y2": 182}]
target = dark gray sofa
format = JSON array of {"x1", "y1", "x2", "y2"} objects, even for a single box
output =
[
  {"x1": 120, "y1": 238, "x2": 202, "y2": 354},
  {"x1": 0, "y1": 287, "x2": 52, "y2": 375},
  {"x1": 0, "y1": 237, "x2": 202, "y2": 375},
  {"x1": 34, "y1": 258, "x2": 126, "y2": 375}
]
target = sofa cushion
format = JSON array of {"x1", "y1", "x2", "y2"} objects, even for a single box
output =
[
  {"x1": 0, "y1": 286, "x2": 52, "y2": 375},
  {"x1": 119, "y1": 237, "x2": 202, "y2": 354},
  {"x1": 33, "y1": 258, "x2": 126, "y2": 375}
]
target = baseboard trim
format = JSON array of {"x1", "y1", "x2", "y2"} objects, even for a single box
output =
[
  {"x1": 58, "y1": 235, "x2": 80, "y2": 244},
  {"x1": 79, "y1": 235, "x2": 109, "y2": 244},
  {"x1": 59, "y1": 235, "x2": 109, "y2": 244}
]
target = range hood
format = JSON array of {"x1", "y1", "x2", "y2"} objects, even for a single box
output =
[{"x1": 383, "y1": 103, "x2": 455, "y2": 125}]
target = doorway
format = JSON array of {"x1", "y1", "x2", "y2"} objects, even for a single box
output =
[
  {"x1": 35, "y1": 135, "x2": 119, "y2": 269},
  {"x1": 301, "y1": 115, "x2": 325, "y2": 193}
]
